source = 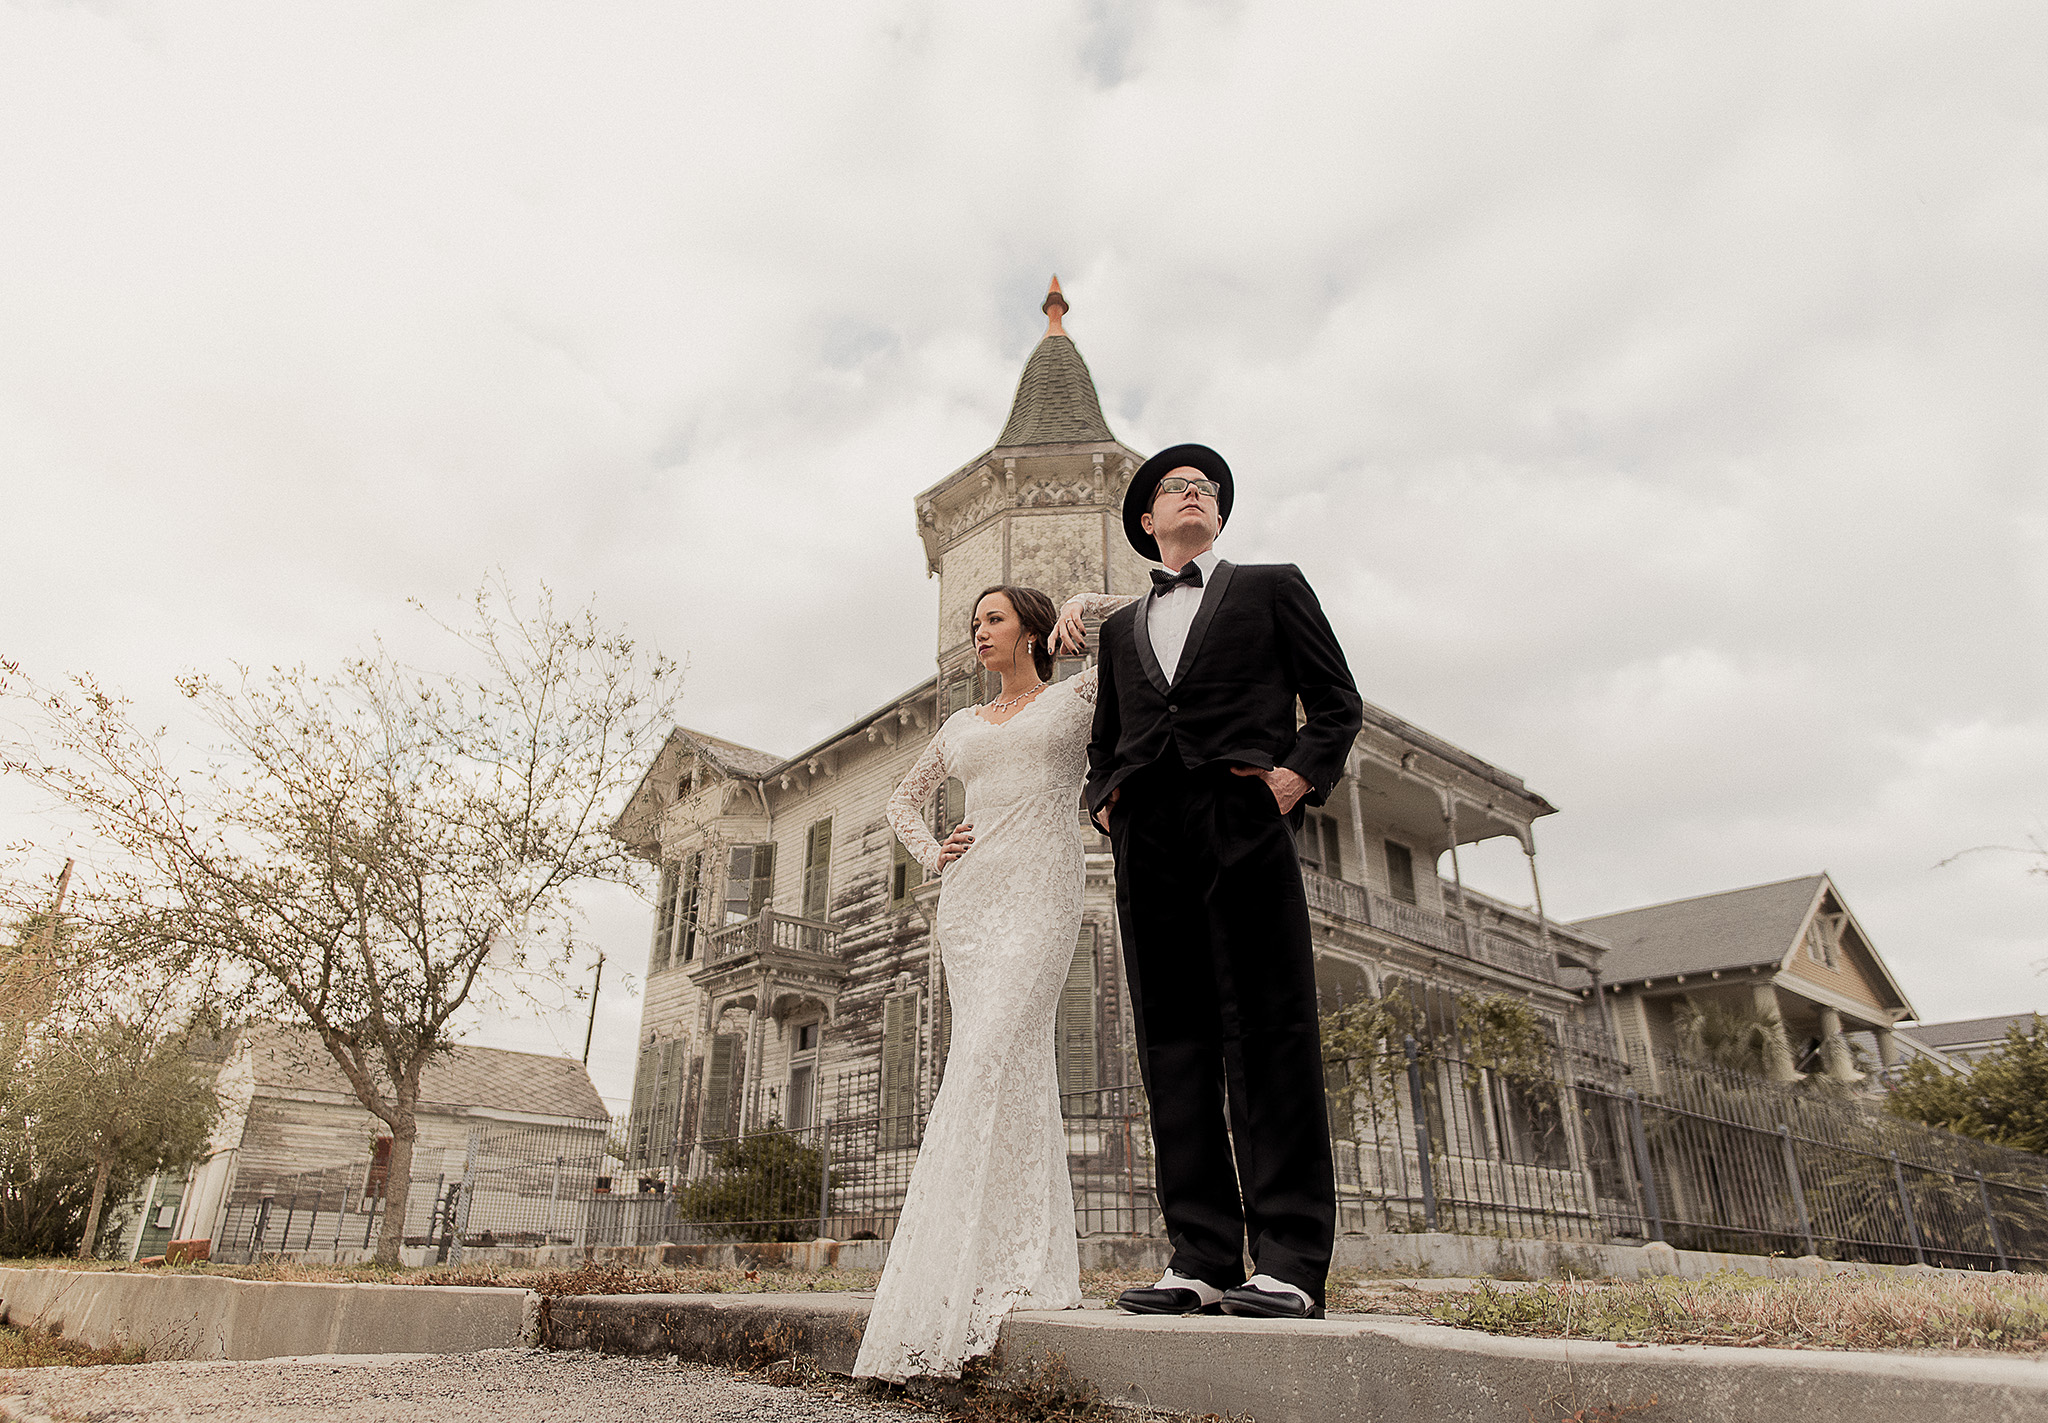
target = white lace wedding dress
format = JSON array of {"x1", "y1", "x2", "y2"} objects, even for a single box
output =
[{"x1": 851, "y1": 658, "x2": 1110, "y2": 1382}]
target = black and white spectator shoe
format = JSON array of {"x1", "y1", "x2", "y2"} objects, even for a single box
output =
[
  {"x1": 1115, "y1": 1269, "x2": 1227, "y2": 1316},
  {"x1": 1218, "y1": 1275, "x2": 1324, "y2": 1320}
]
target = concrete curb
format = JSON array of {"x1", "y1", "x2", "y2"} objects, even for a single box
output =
[
  {"x1": 541, "y1": 1291, "x2": 869, "y2": 1373},
  {"x1": 0, "y1": 1268, "x2": 537, "y2": 1362},
  {"x1": 546, "y1": 1291, "x2": 2048, "y2": 1423}
]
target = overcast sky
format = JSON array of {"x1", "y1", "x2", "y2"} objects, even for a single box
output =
[{"x1": 4, "y1": 1, "x2": 2043, "y2": 1109}]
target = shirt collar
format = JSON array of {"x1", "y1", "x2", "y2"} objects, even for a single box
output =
[{"x1": 1165, "y1": 547, "x2": 1221, "y2": 581}]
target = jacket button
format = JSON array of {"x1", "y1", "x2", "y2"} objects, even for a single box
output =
[{"x1": 1168, "y1": 704, "x2": 1177, "y2": 713}]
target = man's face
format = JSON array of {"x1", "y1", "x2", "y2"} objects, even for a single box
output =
[{"x1": 1141, "y1": 466, "x2": 1222, "y2": 549}]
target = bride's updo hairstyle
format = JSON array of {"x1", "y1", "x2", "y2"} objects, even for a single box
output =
[{"x1": 971, "y1": 585, "x2": 1059, "y2": 682}]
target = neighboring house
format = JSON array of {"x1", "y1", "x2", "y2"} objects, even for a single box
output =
[
  {"x1": 1899, "y1": 1012, "x2": 2044, "y2": 1066},
  {"x1": 608, "y1": 281, "x2": 1616, "y2": 1189},
  {"x1": 172, "y1": 1026, "x2": 608, "y2": 1252},
  {"x1": 1564, "y1": 873, "x2": 1921, "y2": 1089}
]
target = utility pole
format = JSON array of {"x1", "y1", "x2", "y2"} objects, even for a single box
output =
[
  {"x1": 6, "y1": 858, "x2": 75, "y2": 1021},
  {"x1": 39, "y1": 858, "x2": 75, "y2": 952},
  {"x1": 582, "y1": 951, "x2": 606, "y2": 1065}
]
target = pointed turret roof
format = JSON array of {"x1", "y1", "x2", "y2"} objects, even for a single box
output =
[{"x1": 995, "y1": 276, "x2": 1114, "y2": 446}]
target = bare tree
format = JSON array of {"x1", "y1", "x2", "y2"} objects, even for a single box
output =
[{"x1": 2, "y1": 581, "x2": 677, "y2": 1263}]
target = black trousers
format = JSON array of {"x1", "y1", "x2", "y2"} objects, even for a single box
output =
[{"x1": 1108, "y1": 757, "x2": 1336, "y2": 1301}]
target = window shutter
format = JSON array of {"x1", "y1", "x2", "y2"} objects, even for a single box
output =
[
  {"x1": 803, "y1": 819, "x2": 832, "y2": 920},
  {"x1": 1385, "y1": 840, "x2": 1417, "y2": 905},
  {"x1": 629, "y1": 1040, "x2": 660, "y2": 1164},
  {"x1": 678, "y1": 853, "x2": 701, "y2": 962},
  {"x1": 750, "y1": 842, "x2": 776, "y2": 917},
  {"x1": 940, "y1": 779, "x2": 967, "y2": 838},
  {"x1": 1322, "y1": 817, "x2": 1344, "y2": 880},
  {"x1": 1055, "y1": 934, "x2": 1099, "y2": 1102},
  {"x1": 880, "y1": 991, "x2": 920, "y2": 1149},
  {"x1": 652, "y1": 864, "x2": 679, "y2": 970},
  {"x1": 651, "y1": 1039, "x2": 684, "y2": 1164},
  {"x1": 945, "y1": 674, "x2": 975, "y2": 717},
  {"x1": 703, "y1": 1032, "x2": 741, "y2": 1144},
  {"x1": 890, "y1": 839, "x2": 921, "y2": 908}
]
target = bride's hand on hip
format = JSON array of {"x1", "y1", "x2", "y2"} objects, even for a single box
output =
[{"x1": 937, "y1": 822, "x2": 975, "y2": 871}]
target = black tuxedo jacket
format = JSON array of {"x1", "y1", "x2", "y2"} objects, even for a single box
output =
[{"x1": 1086, "y1": 560, "x2": 1364, "y2": 814}]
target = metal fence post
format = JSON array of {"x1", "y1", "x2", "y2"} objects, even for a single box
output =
[
  {"x1": 1624, "y1": 1089, "x2": 1664, "y2": 1243},
  {"x1": 1403, "y1": 1036, "x2": 1439, "y2": 1231},
  {"x1": 1974, "y1": 1171, "x2": 2010, "y2": 1271},
  {"x1": 1777, "y1": 1125, "x2": 1817, "y2": 1256},
  {"x1": 1889, "y1": 1151, "x2": 1926, "y2": 1265},
  {"x1": 447, "y1": 1129, "x2": 480, "y2": 1265},
  {"x1": 818, "y1": 1117, "x2": 834, "y2": 1240}
]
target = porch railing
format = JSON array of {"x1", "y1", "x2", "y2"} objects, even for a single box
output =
[
  {"x1": 700, "y1": 910, "x2": 842, "y2": 968},
  {"x1": 1302, "y1": 869, "x2": 1560, "y2": 985}
]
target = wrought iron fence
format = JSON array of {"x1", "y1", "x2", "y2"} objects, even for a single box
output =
[
  {"x1": 209, "y1": 1025, "x2": 2048, "y2": 1274},
  {"x1": 1584, "y1": 1055, "x2": 2048, "y2": 1269}
]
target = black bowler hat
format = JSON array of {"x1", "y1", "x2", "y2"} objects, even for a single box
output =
[{"x1": 1123, "y1": 443, "x2": 1234, "y2": 562}]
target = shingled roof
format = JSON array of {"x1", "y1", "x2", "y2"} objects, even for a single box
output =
[
  {"x1": 1904, "y1": 1013, "x2": 2043, "y2": 1051},
  {"x1": 242, "y1": 1026, "x2": 609, "y2": 1122},
  {"x1": 1568, "y1": 874, "x2": 1828, "y2": 983},
  {"x1": 995, "y1": 278, "x2": 1114, "y2": 446}
]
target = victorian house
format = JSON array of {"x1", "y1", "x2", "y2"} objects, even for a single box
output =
[
  {"x1": 1564, "y1": 873, "x2": 1925, "y2": 1089},
  {"x1": 608, "y1": 281, "x2": 1616, "y2": 1192}
]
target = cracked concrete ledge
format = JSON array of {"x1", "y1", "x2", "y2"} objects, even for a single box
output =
[
  {"x1": 549, "y1": 1292, "x2": 2048, "y2": 1423},
  {"x1": 9, "y1": 1269, "x2": 2046, "y2": 1421},
  {"x1": 0, "y1": 1268, "x2": 536, "y2": 1362}
]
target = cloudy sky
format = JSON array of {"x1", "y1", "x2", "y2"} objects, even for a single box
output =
[{"x1": 4, "y1": 1, "x2": 2043, "y2": 1108}]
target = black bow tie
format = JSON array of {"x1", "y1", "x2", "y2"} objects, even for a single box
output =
[{"x1": 1151, "y1": 564, "x2": 1204, "y2": 596}]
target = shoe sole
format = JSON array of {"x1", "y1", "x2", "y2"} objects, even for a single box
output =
[
  {"x1": 1217, "y1": 1301, "x2": 1325, "y2": 1320},
  {"x1": 1115, "y1": 1301, "x2": 1225, "y2": 1316}
]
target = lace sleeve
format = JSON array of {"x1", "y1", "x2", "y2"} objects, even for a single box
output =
[
  {"x1": 1070, "y1": 663, "x2": 1101, "y2": 705},
  {"x1": 1063, "y1": 592, "x2": 1137, "y2": 620},
  {"x1": 888, "y1": 726, "x2": 951, "y2": 877}
]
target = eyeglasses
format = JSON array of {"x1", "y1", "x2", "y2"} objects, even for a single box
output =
[{"x1": 1155, "y1": 476, "x2": 1220, "y2": 498}]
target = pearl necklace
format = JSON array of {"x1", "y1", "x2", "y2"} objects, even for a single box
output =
[{"x1": 983, "y1": 680, "x2": 1047, "y2": 713}]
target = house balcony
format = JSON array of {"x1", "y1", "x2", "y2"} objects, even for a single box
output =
[
  {"x1": 1301, "y1": 870, "x2": 1586, "y2": 988},
  {"x1": 692, "y1": 911, "x2": 847, "y2": 986}
]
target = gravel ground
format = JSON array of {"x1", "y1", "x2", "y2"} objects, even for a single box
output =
[{"x1": 0, "y1": 1349, "x2": 926, "y2": 1423}]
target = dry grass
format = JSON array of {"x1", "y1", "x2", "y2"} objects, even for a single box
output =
[
  {"x1": 1419, "y1": 1271, "x2": 2048, "y2": 1354},
  {"x1": 0, "y1": 1323, "x2": 147, "y2": 1369},
  {"x1": 0, "y1": 1255, "x2": 880, "y2": 1297}
]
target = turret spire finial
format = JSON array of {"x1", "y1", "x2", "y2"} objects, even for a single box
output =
[{"x1": 1041, "y1": 275, "x2": 1068, "y2": 336}]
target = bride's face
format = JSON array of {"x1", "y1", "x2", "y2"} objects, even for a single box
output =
[{"x1": 972, "y1": 593, "x2": 1028, "y2": 676}]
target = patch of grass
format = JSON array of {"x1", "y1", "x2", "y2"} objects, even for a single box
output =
[
  {"x1": 1427, "y1": 1272, "x2": 2048, "y2": 1353},
  {"x1": 0, "y1": 1323, "x2": 146, "y2": 1369}
]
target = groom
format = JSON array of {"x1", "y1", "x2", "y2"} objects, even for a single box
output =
[{"x1": 1056, "y1": 444, "x2": 1362, "y2": 1320}]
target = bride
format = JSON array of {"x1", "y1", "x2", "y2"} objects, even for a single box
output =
[{"x1": 852, "y1": 582, "x2": 1124, "y2": 1382}]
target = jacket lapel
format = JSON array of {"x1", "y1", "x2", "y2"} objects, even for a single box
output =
[
  {"x1": 1169, "y1": 560, "x2": 1235, "y2": 689},
  {"x1": 1131, "y1": 587, "x2": 1170, "y2": 696}
]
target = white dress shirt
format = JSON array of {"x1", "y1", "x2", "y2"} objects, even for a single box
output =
[{"x1": 1149, "y1": 547, "x2": 1221, "y2": 683}]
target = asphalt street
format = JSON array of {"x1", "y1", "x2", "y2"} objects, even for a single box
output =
[{"x1": 0, "y1": 1349, "x2": 927, "y2": 1423}]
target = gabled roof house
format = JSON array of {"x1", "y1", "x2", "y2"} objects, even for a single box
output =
[{"x1": 1566, "y1": 873, "x2": 1922, "y2": 1088}]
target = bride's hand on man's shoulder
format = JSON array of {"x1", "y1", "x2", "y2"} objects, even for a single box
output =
[
  {"x1": 1052, "y1": 598, "x2": 1089, "y2": 655},
  {"x1": 937, "y1": 821, "x2": 975, "y2": 871}
]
